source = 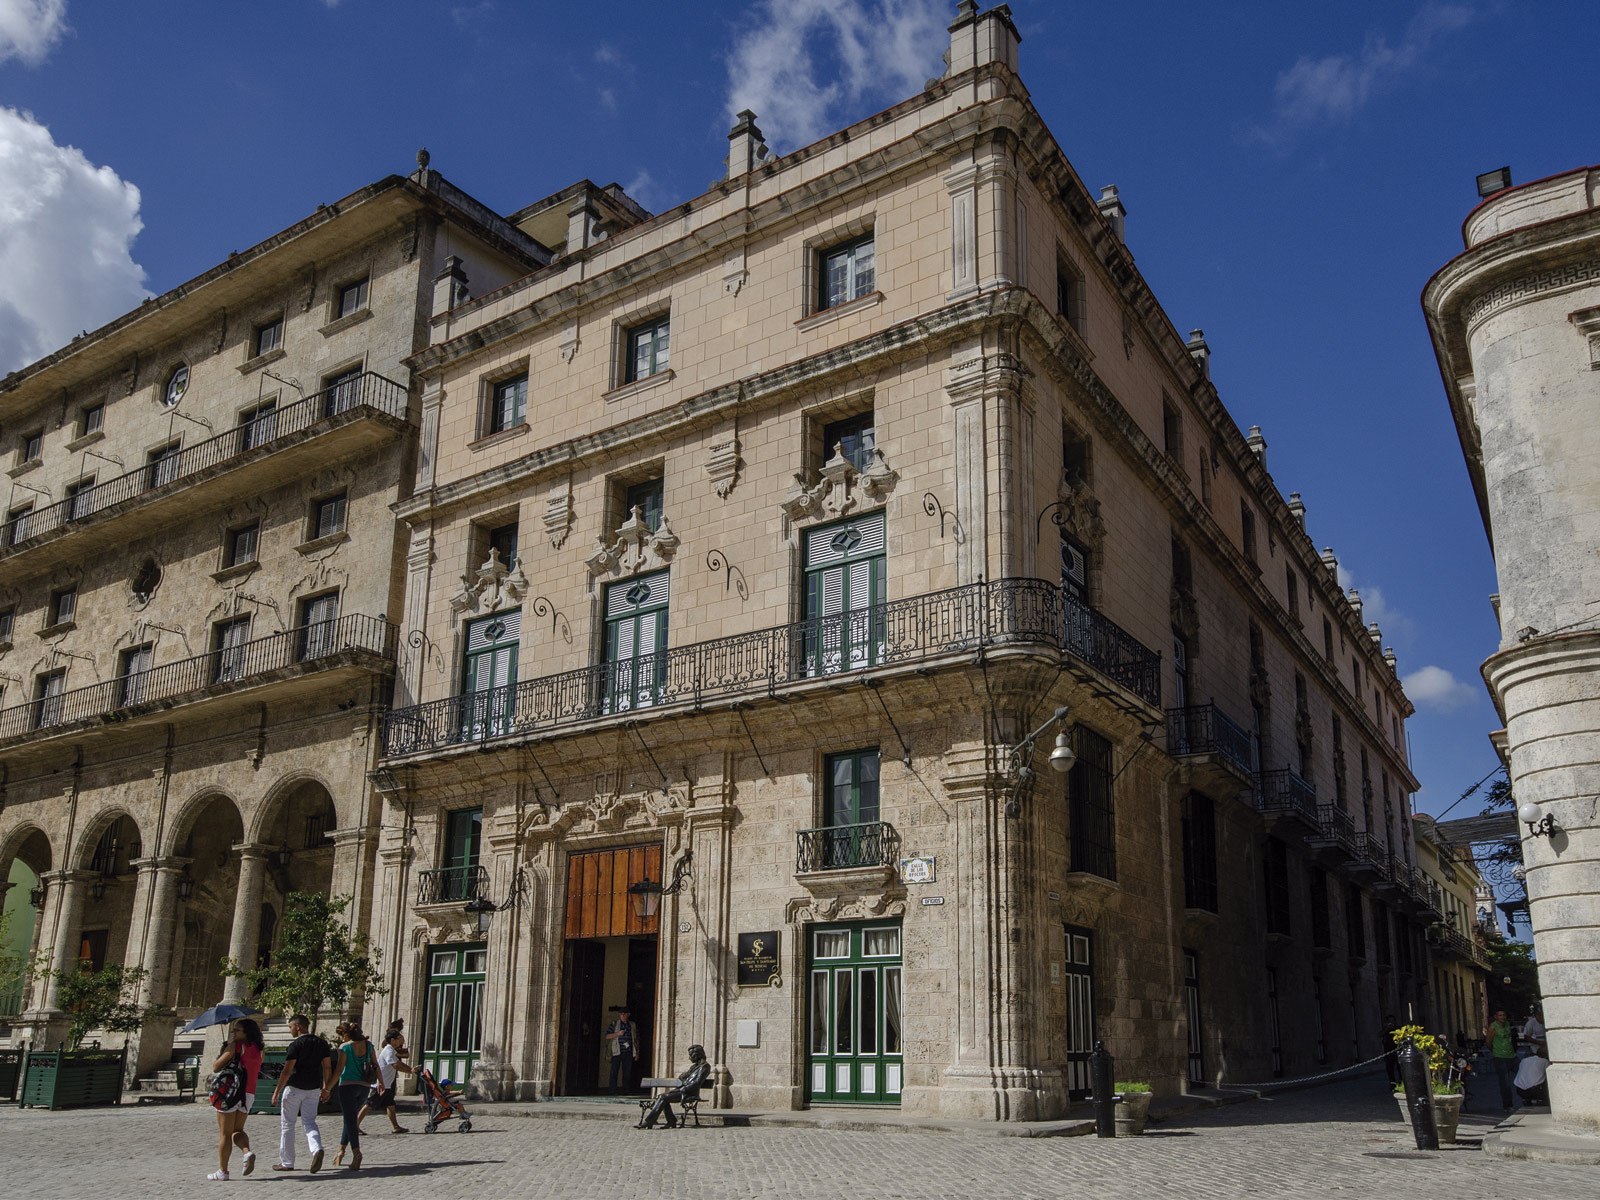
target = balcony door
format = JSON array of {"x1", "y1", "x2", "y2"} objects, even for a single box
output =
[
  {"x1": 603, "y1": 570, "x2": 668, "y2": 713},
  {"x1": 818, "y1": 749, "x2": 880, "y2": 869},
  {"x1": 440, "y1": 807, "x2": 482, "y2": 903},
  {"x1": 460, "y1": 609, "x2": 519, "y2": 740},
  {"x1": 802, "y1": 512, "x2": 885, "y2": 676},
  {"x1": 420, "y1": 943, "x2": 486, "y2": 1085},
  {"x1": 806, "y1": 923, "x2": 902, "y2": 1106}
]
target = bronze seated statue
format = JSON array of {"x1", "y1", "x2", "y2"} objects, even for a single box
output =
[{"x1": 636, "y1": 1044, "x2": 710, "y2": 1129}]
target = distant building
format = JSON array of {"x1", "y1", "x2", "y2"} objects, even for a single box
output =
[
  {"x1": 1424, "y1": 164, "x2": 1600, "y2": 1133},
  {"x1": 1411, "y1": 815, "x2": 1491, "y2": 1042}
]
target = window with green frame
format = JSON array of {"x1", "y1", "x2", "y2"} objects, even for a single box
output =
[
  {"x1": 603, "y1": 569, "x2": 668, "y2": 712},
  {"x1": 624, "y1": 478, "x2": 663, "y2": 532},
  {"x1": 440, "y1": 808, "x2": 482, "y2": 902},
  {"x1": 460, "y1": 609, "x2": 519, "y2": 740},
  {"x1": 624, "y1": 314, "x2": 670, "y2": 383},
  {"x1": 818, "y1": 749, "x2": 881, "y2": 869},
  {"x1": 802, "y1": 511, "x2": 885, "y2": 676}
]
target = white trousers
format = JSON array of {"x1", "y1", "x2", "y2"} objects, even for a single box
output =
[{"x1": 278, "y1": 1085, "x2": 323, "y2": 1167}]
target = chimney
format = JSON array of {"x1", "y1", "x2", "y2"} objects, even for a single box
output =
[
  {"x1": 947, "y1": 2, "x2": 1020, "y2": 76},
  {"x1": 1246, "y1": 425, "x2": 1267, "y2": 468},
  {"x1": 1186, "y1": 329, "x2": 1210, "y2": 379},
  {"x1": 1383, "y1": 645, "x2": 1398, "y2": 672},
  {"x1": 1287, "y1": 492, "x2": 1306, "y2": 529},
  {"x1": 1097, "y1": 184, "x2": 1126, "y2": 242},
  {"x1": 1320, "y1": 547, "x2": 1339, "y2": 580},
  {"x1": 1367, "y1": 623, "x2": 1383, "y2": 648},
  {"x1": 727, "y1": 110, "x2": 768, "y2": 180},
  {"x1": 1348, "y1": 588, "x2": 1364, "y2": 621},
  {"x1": 567, "y1": 196, "x2": 601, "y2": 253},
  {"x1": 433, "y1": 255, "x2": 468, "y2": 314}
]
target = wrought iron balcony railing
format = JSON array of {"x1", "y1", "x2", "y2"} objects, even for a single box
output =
[
  {"x1": 0, "y1": 613, "x2": 396, "y2": 746},
  {"x1": 795, "y1": 821, "x2": 901, "y2": 873},
  {"x1": 0, "y1": 372, "x2": 407, "y2": 557},
  {"x1": 381, "y1": 577, "x2": 1162, "y2": 758},
  {"x1": 1351, "y1": 832, "x2": 1387, "y2": 869},
  {"x1": 1255, "y1": 768, "x2": 1318, "y2": 824},
  {"x1": 1165, "y1": 703, "x2": 1254, "y2": 776},
  {"x1": 417, "y1": 864, "x2": 489, "y2": 906},
  {"x1": 1311, "y1": 802, "x2": 1358, "y2": 851}
]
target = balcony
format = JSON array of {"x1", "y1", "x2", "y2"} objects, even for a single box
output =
[
  {"x1": 417, "y1": 864, "x2": 489, "y2": 906},
  {"x1": 381, "y1": 577, "x2": 1162, "y2": 759},
  {"x1": 1306, "y1": 802, "x2": 1358, "y2": 863},
  {"x1": 1254, "y1": 768, "x2": 1319, "y2": 833},
  {"x1": 794, "y1": 821, "x2": 901, "y2": 896},
  {"x1": 0, "y1": 613, "x2": 396, "y2": 751},
  {"x1": 1165, "y1": 703, "x2": 1254, "y2": 787},
  {"x1": 0, "y1": 372, "x2": 408, "y2": 568},
  {"x1": 1344, "y1": 832, "x2": 1387, "y2": 883}
]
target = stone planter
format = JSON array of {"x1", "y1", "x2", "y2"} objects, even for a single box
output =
[
  {"x1": 1114, "y1": 1091, "x2": 1152, "y2": 1136},
  {"x1": 1394, "y1": 1092, "x2": 1464, "y2": 1143}
]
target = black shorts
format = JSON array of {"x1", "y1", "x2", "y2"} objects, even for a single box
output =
[{"x1": 369, "y1": 1084, "x2": 397, "y2": 1109}]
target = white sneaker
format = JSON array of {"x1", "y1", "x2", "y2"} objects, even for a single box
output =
[
  {"x1": 206, "y1": 1170, "x2": 229, "y2": 1181},
  {"x1": 242, "y1": 1151, "x2": 256, "y2": 1176}
]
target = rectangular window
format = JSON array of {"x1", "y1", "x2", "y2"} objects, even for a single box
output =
[
  {"x1": 817, "y1": 748, "x2": 881, "y2": 871},
  {"x1": 802, "y1": 512, "x2": 886, "y2": 676},
  {"x1": 80, "y1": 404, "x2": 104, "y2": 436},
  {"x1": 7, "y1": 504, "x2": 33, "y2": 546},
  {"x1": 32, "y1": 669, "x2": 66, "y2": 729},
  {"x1": 1323, "y1": 617, "x2": 1335, "y2": 662},
  {"x1": 1162, "y1": 396, "x2": 1184, "y2": 462},
  {"x1": 225, "y1": 523, "x2": 259, "y2": 568},
  {"x1": 1241, "y1": 502, "x2": 1257, "y2": 564},
  {"x1": 118, "y1": 643, "x2": 154, "y2": 707},
  {"x1": 0, "y1": 607, "x2": 12, "y2": 643},
  {"x1": 21, "y1": 430, "x2": 42, "y2": 463},
  {"x1": 623, "y1": 478, "x2": 664, "y2": 533},
  {"x1": 1181, "y1": 792, "x2": 1218, "y2": 912},
  {"x1": 1286, "y1": 568, "x2": 1300, "y2": 622},
  {"x1": 64, "y1": 476, "x2": 97, "y2": 520},
  {"x1": 439, "y1": 808, "x2": 484, "y2": 900},
  {"x1": 312, "y1": 492, "x2": 348, "y2": 540},
  {"x1": 322, "y1": 366, "x2": 362, "y2": 416},
  {"x1": 1171, "y1": 537, "x2": 1193, "y2": 595},
  {"x1": 1068, "y1": 726, "x2": 1116, "y2": 879},
  {"x1": 1056, "y1": 255, "x2": 1086, "y2": 336},
  {"x1": 486, "y1": 521, "x2": 518, "y2": 569},
  {"x1": 487, "y1": 374, "x2": 527, "y2": 434},
  {"x1": 238, "y1": 400, "x2": 278, "y2": 451},
  {"x1": 297, "y1": 592, "x2": 340, "y2": 661},
  {"x1": 460, "y1": 609, "x2": 520, "y2": 740},
  {"x1": 1309, "y1": 866, "x2": 1332, "y2": 949},
  {"x1": 337, "y1": 278, "x2": 369, "y2": 319},
  {"x1": 603, "y1": 569, "x2": 668, "y2": 712},
  {"x1": 147, "y1": 441, "x2": 181, "y2": 489},
  {"x1": 1172, "y1": 632, "x2": 1189, "y2": 709},
  {"x1": 1061, "y1": 533, "x2": 1089, "y2": 603},
  {"x1": 624, "y1": 314, "x2": 670, "y2": 383},
  {"x1": 253, "y1": 317, "x2": 283, "y2": 357},
  {"x1": 1062, "y1": 425, "x2": 1091, "y2": 486},
  {"x1": 822, "y1": 411, "x2": 876, "y2": 475},
  {"x1": 211, "y1": 615, "x2": 252, "y2": 683},
  {"x1": 1263, "y1": 838, "x2": 1291, "y2": 936},
  {"x1": 819, "y1": 234, "x2": 875, "y2": 311},
  {"x1": 49, "y1": 586, "x2": 76, "y2": 627}
]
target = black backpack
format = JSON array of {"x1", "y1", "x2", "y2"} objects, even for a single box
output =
[{"x1": 209, "y1": 1063, "x2": 245, "y2": 1111}]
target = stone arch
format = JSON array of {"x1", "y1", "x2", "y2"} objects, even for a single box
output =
[
  {"x1": 69, "y1": 808, "x2": 144, "y2": 975},
  {"x1": 247, "y1": 770, "x2": 343, "y2": 847},
  {"x1": 0, "y1": 822, "x2": 52, "y2": 877},
  {"x1": 71, "y1": 807, "x2": 144, "y2": 873},
  {"x1": 166, "y1": 793, "x2": 245, "y2": 1012},
  {"x1": 253, "y1": 776, "x2": 340, "y2": 907},
  {"x1": 163, "y1": 789, "x2": 245, "y2": 859}
]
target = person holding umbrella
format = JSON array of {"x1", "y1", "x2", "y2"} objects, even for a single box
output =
[{"x1": 209, "y1": 1018, "x2": 264, "y2": 1180}]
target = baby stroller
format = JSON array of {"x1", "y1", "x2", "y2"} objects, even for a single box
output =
[{"x1": 418, "y1": 1066, "x2": 473, "y2": 1133}]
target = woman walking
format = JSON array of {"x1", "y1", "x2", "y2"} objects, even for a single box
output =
[
  {"x1": 331, "y1": 1022, "x2": 376, "y2": 1170},
  {"x1": 209, "y1": 1018, "x2": 264, "y2": 1181}
]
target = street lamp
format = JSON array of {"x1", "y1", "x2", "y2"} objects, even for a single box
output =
[
  {"x1": 1002, "y1": 705, "x2": 1074, "y2": 817},
  {"x1": 628, "y1": 852, "x2": 693, "y2": 920},
  {"x1": 1517, "y1": 800, "x2": 1558, "y2": 839},
  {"x1": 461, "y1": 868, "x2": 529, "y2": 934}
]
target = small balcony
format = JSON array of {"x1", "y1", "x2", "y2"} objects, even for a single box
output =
[
  {"x1": 0, "y1": 613, "x2": 396, "y2": 752},
  {"x1": 794, "y1": 821, "x2": 900, "y2": 896},
  {"x1": 1306, "y1": 802, "x2": 1358, "y2": 863},
  {"x1": 417, "y1": 864, "x2": 489, "y2": 906},
  {"x1": 1165, "y1": 703, "x2": 1254, "y2": 786},
  {"x1": 1254, "y1": 768, "x2": 1319, "y2": 833},
  {"x1": 0, "y1": 372, "x2": 408, "y2": 570},
  {"x1": 1344, "y1": 833, "x2": 1387, "y2": 882}
]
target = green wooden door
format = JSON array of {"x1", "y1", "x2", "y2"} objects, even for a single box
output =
[
  {"x1": 603, "y1": 570, "x2": 668, "y2": 712},
  {"x1": 421, "y1": 943, "x2": 487, "y2": 1085},
  {"x1": 806, "y1": 922, "x2": 903, "y2": 1105},
  {"x1": 802, "y1": 512, "x2": 886, "y2": 676}
]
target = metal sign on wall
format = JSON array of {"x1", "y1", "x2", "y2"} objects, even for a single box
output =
[{"x1": 737, "y1": 931, "x2": 781, "y2": 987}]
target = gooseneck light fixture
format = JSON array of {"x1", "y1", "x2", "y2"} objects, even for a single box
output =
[
  {"x1": 1002, "y1": 705, "x2": 1075, "y2": 817},
  {"x1": 1517, "y1": 800, "x2": 1558, "y2": 840},
  {"x1": 627, "y1": 851, "x2": 693, "y2": 920}
]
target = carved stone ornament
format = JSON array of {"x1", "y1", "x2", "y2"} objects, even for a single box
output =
[
  {"x1": 544, "y1": 484, "x2": 574, "y2": 549},
  {"x1": 524, "y1": 785, "x2": 689, "y2": 844},
  {"x1": 1056, "y1": 472, "x2": 1106, "y2": 553},
  {"x1": 585, "y1": 506, "x2": 680, "y2": 584},
  {"x1": 780, "y1": 443, "x2": 899, "y2": 525},
  {"x1": 559, "y1": 320, "x2": 580, "y2": 364},
  {"x1": 706, "y1": 437, "x2": 741, "y2": 499},
  {"x1": 1249, "y1": 664, "x2": 1272, "y2": 709},
  {"x1": 785, "y1": 892, "x2": 906, "y2": 925},
  {"x1": 450, "y1": 548, "x2": 529, "y2": 618},
  {"x1": 1170, "y1": 586, "x2": 1199, "y2": 644}
]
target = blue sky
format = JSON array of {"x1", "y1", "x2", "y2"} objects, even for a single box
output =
[{"x1": 1, "y1": 0, "x2": 1593, "y2": 826}]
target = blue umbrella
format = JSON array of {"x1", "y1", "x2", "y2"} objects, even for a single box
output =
[{"x1": 179, "y1": 1003, "x2": 262, "y2": 1034}]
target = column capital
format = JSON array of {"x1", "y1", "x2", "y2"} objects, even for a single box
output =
[
  {"x1": 233, "y1": 842, "x2": 275, "y2": 862},
  {"x1": 130, "y1": 855, "x2": 192, "y2": 874},
  {"x1": 40, "y1": 869, "x2": 96, "y2": 887},
  {"x1": 330, "y1": 825, "x2": 378, "y2": 849}
]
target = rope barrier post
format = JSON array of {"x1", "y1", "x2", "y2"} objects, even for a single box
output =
[
  {"x1": 1398, "y1": 1036, "x2": 1439, "y2": 1151},
  {"x1": 1090, "y1": 1040, "x2": 1116, "y2": 1138}
]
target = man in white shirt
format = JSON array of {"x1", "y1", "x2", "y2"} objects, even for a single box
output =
[
  {"x1": 1514, "y1": 1043, "x2": 1549, "y2": 1106},
  {"x1": 357, "y1": 1029, "x2": 413, "y2": 1134},
  {"x1": 1521, "y1": 1007, "x2": 1546, "y2": 1043}
]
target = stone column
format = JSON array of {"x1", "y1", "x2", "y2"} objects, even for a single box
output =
[
  {"x1": 41, "y1": 871, "x2": 90, "y2": 1013},
  {"x1": 221, "y1": 846, "x2": 270, "y2": 1005},
  {"x1": 129, "y1": 856, "x2": 188, "y2": 1079}
]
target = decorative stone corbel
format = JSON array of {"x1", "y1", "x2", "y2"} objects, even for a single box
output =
[
  {"x1": 1055, "y1": 472, "x2": 1106, "y2": 553},
  {"x1": 779, "y1": 443, "x2": 899, "y2": 525},
  {"x1": 559, "y1": 320, "x2": 580, "y2": 364},
  {"x1": 585, "y1": 507, "x2": 680, "y2": 584},
  {"x1": 449, "y1": 548, "x2": 529, "y2": 618},
  {"x1": 1569, "y1": 305, "x2": 1600, "y2": 369},
  {"x1": 705, "y1": 437, "x2": 741, "y2": 499},
  {"x1": 544, "y1": 483, "x2": 573, "y2": 549}
]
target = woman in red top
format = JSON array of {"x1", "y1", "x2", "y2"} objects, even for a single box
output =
[{"x1": 209, "y1": 1018, "x2": 265, "y2": 1181}]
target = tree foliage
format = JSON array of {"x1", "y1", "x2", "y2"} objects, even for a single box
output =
[
  {"x1": 1482, "y1": 934, "x2": 1540, "y2": 1018},
  {"x1": 222, "y1": 892, "x2": 386, "y2": 1029},
  {"x1": 0, "y1": 911, "x2": 30, "y2": 1016},
  {"x1": 44, "y1": 961, "x2": 152, "y2": 1050}
]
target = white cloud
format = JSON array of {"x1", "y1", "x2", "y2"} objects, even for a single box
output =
[
  {"x1": 0, "y1": 107, "x2": 148, "y2": 375},
  {"x1": 0, "y1": 0, "x2": 68, "y2": 64},
  {"x1": 725, "y1": 0, "x2": 948, "y2": 149},
  {"x1": 1402, "y1": 664, "x2": 1479, "y2": 711},
  {"x1": 1247, "y1": 4, "x2": 1477, "y2": 147},
  {"x1": 623, "y1": 169, "x2": 657, "y2": 212},
  {"x1": 1335, "y1": 563, "x2": 1413, "y2": 643}
]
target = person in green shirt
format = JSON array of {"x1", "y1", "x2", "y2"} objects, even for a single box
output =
[{"x1": 1486, "y1": 1009, "x2": 1518, "y2": 1110}]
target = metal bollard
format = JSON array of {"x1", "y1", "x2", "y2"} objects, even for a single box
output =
[
  {"x1": 1090, "y1": 1040, "x2": 1116, "y2": 1138},
  {"x1": 1397, "y1": 1036, "x2": 1439, "y2": 1151}
]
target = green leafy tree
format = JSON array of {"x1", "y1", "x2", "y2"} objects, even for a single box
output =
[
  {"x1": 1482, "y1": 934, "x2": 1540, "y2": 1018},
  {"x1": 0, "y1": 911, "x2": 30, "y2": 1016},
  {"x1": 222, "y1": 892, "x2": 386, "y2": 1029},
  {"x1": 42, "y1": 960, "x2": 153, "y2": 1050}
]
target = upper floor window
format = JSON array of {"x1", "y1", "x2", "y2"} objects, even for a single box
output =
[
  {"x1": 7, "y1": 503, "x2": 33, "y2": 546},
  {"x1": 603, "y1": 569, "x2": 669, "y2": 712},
  {"x1": 1062, "y1": 423, "x2": 1091, "y2": 486},
  {"x1": 623, "y1": 478, "x2": 664, "y2": 532},
  {"x1": 323, "y1": 365, "x2": 362, "y2": 416},
  {"x1": 1056, "y1": 253, "x2": 1086, "y2": 336},
  {"x1": 49, "y1": 585, "x2": 77, "y2": 627},
  {"x1": 802, "y1": 512, "x2": 887, "y2": 676},
  {"x1": 485, "y1": 520, "x2": 518, "y2": 569},
  {"x1": 1322, "y1": 617, "x2": 1335, "y2": 663},
  {"x1": 0, "y1": 606, "x2": 14, "y2": 644},
  {"x1": 33, "y1": 669, "x2": 66, "y2": 729},
  {"x1": 1240, "y1": 501, "x2": 1258, "y2": 564},
  {"x1": 337, "y1": 278, "x2": 369, "y2": 319},
  {"x1": 118, "y1": 643, "x2": 154, "y2": 707},
  {"x1": 80, "y1": 404, "x2": 104, "y2": 437},
  {"x1": 212, "y1": 615, "x2": 252, "y2": 683},
  {"x1": 822, "y1": 411, "x2": 875, "y2": 474},
  {"x1": 146, "y1": 442, "x2": 181, "y2": 489},
  {"x1": 162, "y1": 364, "x2": 189, "y2": 409},
  {"x1": 65, "y1": 476, "x2": 97, "y2": 520},
  {"x1": 625, "y1": 314, "x2": 670, "y2": 383},
  {"x1": 312, "y1": 492, "x2": 348, "y2": 541},
  {"x1": 487, "y1": 373, "x2": 528, "y2": 434},
  {"x1": 1181, "y1": 791, "x2": 1217, "y2": 912},
  {"x1": 1285, "y1": 568, "x2": 1300, "y2": 622},
  {"x1": 1171, "y1": 537, "x2": 1193, "y2": 594},
  {"x1": 819, "y1": 234, "x2": 875, "y2": 311},
  {"x1": 225, "y1": 522, "x2": 260, "y2": 569},
  {"x1": 20, "y1": 430, "x2": 42, "y2": 464},
  {"x1": 1173, "y1": 632, "x2": 1190, "y2": 708},
  {"x1": 298, "y1": 591, "x2": 340, "y2": 660},
  {"x1": 238, "y1": 400, "x2": 278, "y2": 452},
  {"x1": 1067, "y1": 725, "x2": 1116, "y2": 880},
  {"x1": 254, "y1": 317, "x2": 283, "y2": 357},
  {"x1": 824, "y1": 748, "x2": 881, "y2": 828},
  {"x1": 1162, "y1": 395, "x2": 1184, "y2": 462},
  {"x1": 1061, "y1": 533, "x2": 1089, "y2": 604}
]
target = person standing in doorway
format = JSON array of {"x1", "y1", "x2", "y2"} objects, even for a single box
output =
[
  {"x1": 358, "y1": 1028, "x2": 414, "y2": 1134},
  {"x1": 331, "y1": 1023, "x2": 376, "y2": 1170},
  {"x1": 605, "y1": 1006, "x2": 639, "y2": 1094},
  {"x1": 271, "y1": 1014, "x2": 331, "y2": 1173},
  {"x1": 1486, "y1": 1009, "x2": 1519, "y2": 1111}
]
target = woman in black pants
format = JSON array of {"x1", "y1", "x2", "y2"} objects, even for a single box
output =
[{"x1": 331, "y1": 1023, "x2": 375, "y2": 1170}]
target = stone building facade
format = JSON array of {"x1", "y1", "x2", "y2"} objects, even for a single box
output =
[
  {"x1": 0, "y1": 164, "x2": 544, "y2": 1081},
  {"x1": 1424, "y1": 163, "x2": 1600, "y2": 1133},
  {"x1": 373, "y1": 5, "x2": 1430, "y2": 1119},
  {"x1": 1412, "y1": 815, "x2": 1491, "y2": 1042}
]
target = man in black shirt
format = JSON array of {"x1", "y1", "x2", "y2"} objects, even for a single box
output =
[{"x1": 271, "y1": 1014, "x2": 333, "y2": 1172}]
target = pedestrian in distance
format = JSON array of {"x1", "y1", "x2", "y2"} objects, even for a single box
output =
[
  {"x1": 330, "y1": 1022, "x2": 378, "y2": 1170},
  {"x1": 1514, "y1": 1042, "x2": 1550, "y2": 1107},
  {"x1": 328, "y1": 1022, "x2": 354, "y2": 1167},
  {"x1": 208, "y1": 1018, "x2": 264, "y2": 1181},
  {"x1": 358, "y1": 1027, "x2": 414, "y2": 1134},
  {"x1": 606, "y1": 1006, "x2": 640, "y2": 1094},
  {"x1": 1485, "y1": 1008, "x2": 1519, "y2": 1111},
  {"x1": 1521, "y1": 1005, "x2": 1546, "y2": 1044},
  {"x1": 271, "y1": 1013, "x2": 332, "y2": 1173}
]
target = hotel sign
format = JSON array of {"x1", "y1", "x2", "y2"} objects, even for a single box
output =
[{"x1": 737, "y1": 931, "x2": 781, "y2": 987}]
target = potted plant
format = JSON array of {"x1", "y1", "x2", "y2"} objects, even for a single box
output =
[
  {"x1": 1113, "y1": 1081, "x2": 1152, "y2": 1136},
  {"x1": 1389, "y1": 1024, "x2": 1465, "y2": 1143}
]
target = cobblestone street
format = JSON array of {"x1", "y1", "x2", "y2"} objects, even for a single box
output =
[{"x1": 0, "y1": 1077, "x2": 1590, "y2": 1199}]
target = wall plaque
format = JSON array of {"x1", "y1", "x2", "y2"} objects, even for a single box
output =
[
  {"x1": 737, "y1": 931, "x2": 781, "y2": 987},
  {"x1": 898, "y1": 854, "x2": 936, "y2": 884}
]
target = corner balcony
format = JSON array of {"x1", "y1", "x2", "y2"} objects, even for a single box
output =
[
  {"x1": 417, "y1": 864, "x2": 489, "y2": 907},
  {"x1": 1165, "y1": 703, "x2": 1254, "y2": 792},
  {"x1": 1254, "y1": 768, "x2": 1319, "y2": 835},
  {"x1": 794, "y1": 821, "x2": 901, "y2": 896},
  {"x1": 0, "y1": 372, "x2": 408, "y2": 572},
  {"x1": 380, "y1": 577, "x2": 1163, "y2": 760},
  {"x1": 0, "y1": 613, "x2": 396, "y2": 752}
]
